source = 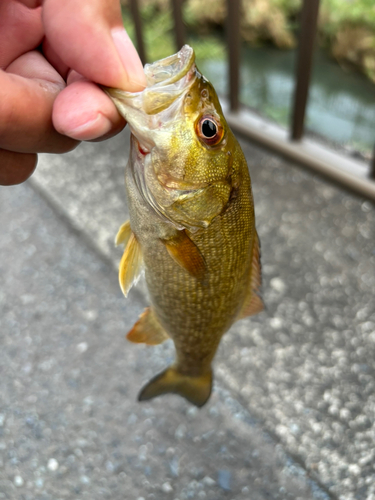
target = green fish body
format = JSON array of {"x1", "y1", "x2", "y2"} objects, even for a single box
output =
[{"x1": 105, "y1": 45, "x2": 263, "y2": 407}]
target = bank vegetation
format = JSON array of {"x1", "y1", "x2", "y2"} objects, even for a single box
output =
[{"x1": 121, "y1": 0, "x2": 375, "y2": 84}]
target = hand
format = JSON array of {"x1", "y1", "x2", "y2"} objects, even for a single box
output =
[{"x1": 0, "y1": 0, "x2": 146, "y2": 186}]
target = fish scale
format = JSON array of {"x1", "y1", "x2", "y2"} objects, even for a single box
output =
[{"x1": 104, "y1": 45, "x2": 263, "y2": 407}]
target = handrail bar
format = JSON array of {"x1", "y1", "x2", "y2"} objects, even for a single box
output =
[{"x1": 221, "y1": 100, "x2": 375, "y2": 199}]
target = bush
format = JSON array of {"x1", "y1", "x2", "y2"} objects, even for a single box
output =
[{"x1": 121, "y1": 0, "x2": 375, "y2": 83}]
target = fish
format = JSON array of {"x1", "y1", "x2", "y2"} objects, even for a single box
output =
[{"x1": 103, "y1": 45, "x2": 263, "y2": 407}]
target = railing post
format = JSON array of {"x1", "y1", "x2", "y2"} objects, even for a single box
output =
[
  {"x1": 129, "y1": 0, "x2": 147, "y2": 64},
  {"x1": 227, "y1": 0, "x2": 241, "y2": 112},
  {"x1": 171, "y1": 0, "x2": 185, "y2": 51},
  {"x1": 371, "y1": 147, "x2": 375, "y2": 180},
  {"x1": 291, "y1": 0, "x2": 320, "y2": 141}
]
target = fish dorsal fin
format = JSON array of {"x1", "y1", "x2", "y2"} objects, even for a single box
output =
[
  {"x1": 119, "y1": 231, "x2": 143, "y2": 297},
  {"x1": 238, "y1": 231, "x2": 264, "y2": 319},
  {"x1": 115, "y1": 220, "x2": 132, "y2": 247},
  {"x1": 161, "y1": 230, "x2": 207, "y2": 281},
  {"x1": 127, "y1": 307, "x2": 169, "y2": 345}
]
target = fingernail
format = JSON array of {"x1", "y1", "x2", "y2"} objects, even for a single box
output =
[
  {"x1": 111, "y1": 28, "x2": 146, "y2": 92},
  {"x1": 68, "y1": 114, "x2": 113, "y2": 141}
]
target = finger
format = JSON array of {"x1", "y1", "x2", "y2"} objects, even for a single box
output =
[
  {"x1": 53, "y1": 76, "x2": 126, "y2": 141},
  {"x1": 0, "y1": 0, "x2": 43, "y2": 68},
  {"x1": 0, "y1": 51, "x2": 78, "y2": 154},
  {"x1": 42, "y1": 0, "x2": 146, "y2": 91},
  {"x1": 20, "y1": 0, "x2": 42, "y2": 8},
  {"x1": 0, "y1": 149, "x2": 37, "y2": 186},
  {"x1": 42, "y1": 37, "x2": 69, "y2": 80}
]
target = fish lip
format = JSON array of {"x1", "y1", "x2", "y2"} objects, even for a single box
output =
[
  {"x1": 101, "y1": 46, "x2": 197, "y2": 159},
  {"x1": 144, "y1": 45, "x2": 195, "y2": 88},
  {"x1": 102, "y1": 45, "x2": 194, "y2": 98},
  {"x1": 102, "y1": 45, "x2": 196, "y2": 118}
]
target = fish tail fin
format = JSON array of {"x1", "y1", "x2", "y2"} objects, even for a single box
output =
[{"x1": 138, "y1": 366, "x2": 213, "y2": 407}]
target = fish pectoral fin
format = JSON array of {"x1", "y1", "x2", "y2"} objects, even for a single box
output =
[
  {"x1": 161, "y1": 230, "x2": 207, "y2": 281},
  {"x1": 115, "y1": 220, "x2": 132, "y2": 247},
  {"x1": 138, "y1": 366, "x2": 213, "y2": 407},
  {"x1": 119, "y1": 232, "x2": 143, "y2": 297},
  {"x1": 238, "y1": 231, "x2": 265, "y2": 319},
  {"x1": 127, "y1": 307, "x2": 169, "y2": 345},
  {"x1": 171, "y1": 181, "x2": 231, "y2": 229}
]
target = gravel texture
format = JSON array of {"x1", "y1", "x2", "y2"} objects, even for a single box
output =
[{"x1": 1, "y1": 127, "x2": 374, "y2": 499}]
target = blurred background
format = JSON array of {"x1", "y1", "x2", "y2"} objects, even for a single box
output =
[{"x1": 121, "y1": 0, "x2": 375, "y2": 159}]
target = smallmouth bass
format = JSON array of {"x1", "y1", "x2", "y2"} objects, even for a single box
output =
[{"x1": 104, "y1": 45, "x2": 263, "y2": 407}]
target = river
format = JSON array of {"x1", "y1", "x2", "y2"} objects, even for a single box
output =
[{"x1": 198, "y1": 46, "x2": 375, "y2": 156}]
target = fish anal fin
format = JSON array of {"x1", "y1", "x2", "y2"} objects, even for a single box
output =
[
  {"x1": 119, "y1": 232, "x2": 143, "y2": 297},
  {"x1": 161, "y1": 230, "x2": 207, "y2": 281},
  {"x1": 238, "y1": 231, "x2": 264, "y2": 319},
  {"x1": 115, "y1": 220, "x2": 132, "y2": 247},
  {"x1": 127, "y1": 307, "x2": 169, "y2": 345},
  {"x1": 138, "y1": 366, "x2": 213, "y2": 407}
]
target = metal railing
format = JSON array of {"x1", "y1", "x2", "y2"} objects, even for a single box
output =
[{"x1": 127, "y1": 0, "x2": 375, "y2": 199}]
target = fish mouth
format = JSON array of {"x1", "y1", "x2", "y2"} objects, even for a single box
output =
[
  {"x1": 143, "y1": 44, "x2": 195, "y2": 90},
  {"x1": 103, "y1": 45, "x2": 196, "y2": 119},
  {"x1": 140, "y1": 45, "x2": 196, "y2": 115},
  {"x1": 103, "y1": 45, "x2": 197, "y2": 157}
]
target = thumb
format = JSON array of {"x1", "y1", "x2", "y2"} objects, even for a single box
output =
[{"x1": 42, "y1": 0, "x2": 146, "y2": 91}]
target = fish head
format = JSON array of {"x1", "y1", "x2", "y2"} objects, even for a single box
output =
[{"x1": 104, "y1": 45, "x2": 238, "y2": 229}]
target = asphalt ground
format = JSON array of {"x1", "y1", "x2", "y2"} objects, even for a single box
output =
[{"x1": 1, "y1": 128, "x2": 374, "y2": 500}]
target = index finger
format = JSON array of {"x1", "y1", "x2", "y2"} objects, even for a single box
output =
[{"x1": 42, "y1": 0, "x2": 146, "y2": 92}]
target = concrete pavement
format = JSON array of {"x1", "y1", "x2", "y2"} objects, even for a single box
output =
[{"x1": 1, "y1": 128, "x2": 374, "y2": 499}]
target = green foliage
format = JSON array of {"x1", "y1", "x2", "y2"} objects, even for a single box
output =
[
  {"x1": 122, "y1": 3, "x2": 225, "y2": 63},
  {"x1": 122, "y1": 6, "x2": 174, "y2": 62},
  {"x1": 273, "y1": 0, "x2": 301, "y2": 14},
  {"x1": 121, "y1": 0, "x2": 375, "y2": 82},
  {"x1": 321, "y1": 0, "x2": 375, "y2": 30}
]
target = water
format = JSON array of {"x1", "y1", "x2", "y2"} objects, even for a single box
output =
[{"x1": 198, "y1": 46, "x2": 375, "y2": 155}]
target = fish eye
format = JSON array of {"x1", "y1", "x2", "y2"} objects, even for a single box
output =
[
  {"x1": 196, "y1": 116, "x2": 224, "y2": 146},
  {"x1": 202, "y1": 119, "x2": 217, "y2": 138}
]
